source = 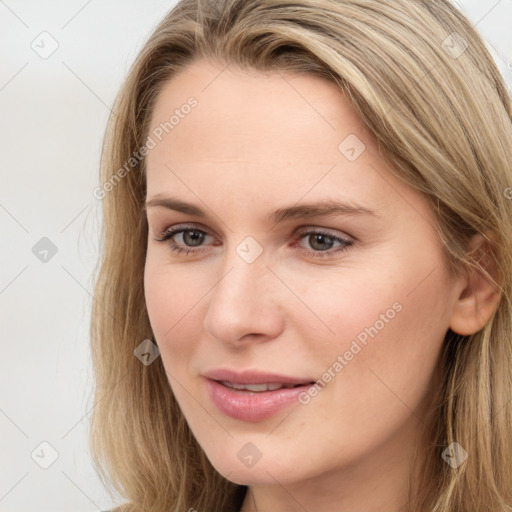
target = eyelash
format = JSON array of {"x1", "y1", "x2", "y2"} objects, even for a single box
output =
[{"x1": 153, "y1": 224, "x2": 353, "y2": 259}]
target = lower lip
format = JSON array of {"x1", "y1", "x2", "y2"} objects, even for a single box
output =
[{"x1": 205, "y1": 378, "x2": 313, "y2": 422}]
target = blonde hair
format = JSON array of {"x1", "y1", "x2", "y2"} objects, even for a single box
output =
[{"x1": 90, "y1": 1, "x2": 512, "y2": 510}]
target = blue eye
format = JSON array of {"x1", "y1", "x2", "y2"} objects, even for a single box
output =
[{"x1": 153, "y1": 225, "x2": 353, "y2": 258}]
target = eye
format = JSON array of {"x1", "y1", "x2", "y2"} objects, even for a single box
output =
[
  {"x1": 152, "y1": 224, "x2": 353, "y2": 258},
  {"x1": 152, "y1": 225, "x2": 215, "y2": 255},
  {"x1": 293, "y1": 229, "x2": 353, "y2": 258}
]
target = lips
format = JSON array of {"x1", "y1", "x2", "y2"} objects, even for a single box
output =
[
  {"x1": 203, "y1": 368, "x2": 314, "y2": 386},
  {"x1": 220, "y1": 381, "x2": 305, "y2": 392},
  {"x1": 203, "y1": 368, "x2": 316, "y2": 422}
]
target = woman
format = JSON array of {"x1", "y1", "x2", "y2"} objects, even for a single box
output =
[{"x1": 90, "y1": 0, "x2": 512, "y2": 510}]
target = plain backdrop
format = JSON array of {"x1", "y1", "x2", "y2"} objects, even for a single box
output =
[{"x1": 0, "y1": 1, "x2": 511, "y2": 511}]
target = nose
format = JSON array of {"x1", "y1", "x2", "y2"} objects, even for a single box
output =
[{"x1": 202, "y1": 245, "x2": 285, "y2": 346}]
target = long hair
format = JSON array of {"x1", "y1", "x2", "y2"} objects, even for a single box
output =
[{"x1": 90, "y1": 1, "x2": 512, "y2": 510}]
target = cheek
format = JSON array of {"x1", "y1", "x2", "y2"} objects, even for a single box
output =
[
  {"x1": 143, "y1": 257, "x2": 208, "y2": 366},
  {"x1": 302, "y1": 263, "x2": 449, "y2": 428},
  {"x1": 287, "y1": 248, "x2": 450, "y2": 398},
  {"x1": 144, "y1": 263, "x2": 175, "y2": 341}
]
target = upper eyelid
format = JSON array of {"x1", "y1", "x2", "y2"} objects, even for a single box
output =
[
  {"x1": 156, "y1": 224, "x2": 353, "y2": 245},
  {"x1": 157, "y1": 223, "x2": 214, "y2": 239},
  {"x1": 157, "y1": 222, "x2": 351, "y2": 236}
]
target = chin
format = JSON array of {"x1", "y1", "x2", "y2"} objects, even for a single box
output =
[
  {"x1": 204, "y1": 446, "x2": 308, "y2": 486},
  {"x1": 222, "y1": 469, "x2": 274, "y2": 486}
]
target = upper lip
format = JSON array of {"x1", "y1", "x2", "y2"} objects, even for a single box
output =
[{"x1": 203, "y1": 368, "x2": 315, "y2": 385}]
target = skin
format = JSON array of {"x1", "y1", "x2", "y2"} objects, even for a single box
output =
[{"x1": 143, "y1": 59, "x2": 499, "y2": 512}]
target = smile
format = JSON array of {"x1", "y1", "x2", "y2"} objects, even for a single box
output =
[
  {"x1": 202, "y1": 368, "x2": 316, "y2": 421},
  {"x1": 220, "y1": 381, "x2": 306, "y2": 392}
]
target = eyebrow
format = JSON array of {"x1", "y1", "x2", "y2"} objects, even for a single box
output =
[{"x1": 144, "y1": 195, "x2": 378, "y2": 224}]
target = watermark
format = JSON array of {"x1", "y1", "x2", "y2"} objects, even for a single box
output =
[
  {"x1": 441, "y1": 442, "x2": 468, "y2": 468},
  {"x1": 338, "y1": 133, "x2": 366, "y2": 161},
  {"x1": 298, "y1": 301, "x2": 403, "y2": 405},
  {"x1": 237, "y1": 442, "x2": 262, "y2": 468},
  {"x1": 31, "y1": 441, "x2": 59, "y2": 469},
  {"x1": 32, "y1": 237, "x2": 58, "y2": 263},
  {"x1": 441, "y1": 32, "x2": 468, "y2": 59},
  {"x1": 93, "y1": 96, "x2": 198, "y2": 200},
  {"x1": 31, "y1": 31, "x2": 59, "y2": 60},
  {"x1": 504, "y1": 187, "x2": 512, "y2": 200},
  {"x1": 236, "y1": 236, "x2": 263, "y2": 263},
  {"x1": 134, "y1": 339, "x2": 160, "y2": 366}
]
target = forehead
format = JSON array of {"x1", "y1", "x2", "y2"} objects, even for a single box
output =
[
  {"x1": 147, "y1": 58, "x2": 375, "y2": 163},
  {"x1": 148, "y1": 60, "x2": 378, "y2": 173},
  {"x1": 144, "y1": 59, "x2": 433, "y2": 229}
]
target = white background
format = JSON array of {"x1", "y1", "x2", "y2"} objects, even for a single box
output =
[{"x1": 1, "y1": 1, "x2": 511, "y2": 511}]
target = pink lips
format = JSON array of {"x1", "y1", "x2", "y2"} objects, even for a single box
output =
[{"x1": 203, "y1": 369, "x2": 315, "y2": 422}]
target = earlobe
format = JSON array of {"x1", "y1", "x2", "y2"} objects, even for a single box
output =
[{"x1": 449, "y1": 234, "x2": 502, "y2": 336}]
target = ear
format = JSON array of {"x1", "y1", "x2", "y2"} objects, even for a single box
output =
[{"x1": 449, "y1": 233, "x2": 502, "y2": 336}]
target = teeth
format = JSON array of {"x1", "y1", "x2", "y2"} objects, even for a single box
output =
[{"x1": 220, "y1": 381, "x2": 301, "y2": 392}]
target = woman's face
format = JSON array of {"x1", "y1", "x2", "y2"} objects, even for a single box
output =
[{"x1": 144, "y1": 59, "x2": 462, "y2": 488}]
